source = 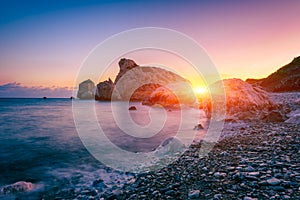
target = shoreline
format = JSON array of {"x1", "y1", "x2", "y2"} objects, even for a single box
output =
[{"x1": 41, "y1": 121, "x2": 299, "y2": 199}]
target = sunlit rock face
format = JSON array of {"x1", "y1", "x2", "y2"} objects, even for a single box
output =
[
  {"x1": 95, "y1": 78, "x2": 114, "y2": 101},
  {"x1": 113, "y1": 65, "x2": 196, "y2": 108},
  {"x1": 77, "y1": 79, "x2": 95, "y2": 99},
  {"x1": 203, "y1": 78, "x2": 281, "y2": 121},
  {"x1": 94, "y1": 58, "x2": 197, "y2": 107},
  {"x1": 142, "y1": 83, "x2": 197, "y2": 109}
]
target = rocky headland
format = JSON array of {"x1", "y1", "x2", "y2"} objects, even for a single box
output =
[{"x1": 246, "y1": 56, "x2": 300, "y2": 92}]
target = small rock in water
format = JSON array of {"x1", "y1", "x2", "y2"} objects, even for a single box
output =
[
  {"x1": 193, "y1": 123, "x2": 204, "y2": 130},
  {"x1": 0, "y1": 181, "x2": 34, "y2": 194},
  {"x1": 128, "y1": 106, "x2": 137, "y2": 110},
  {"x1": 188, "y1": 190, "x2": 200, "y2": 199}
]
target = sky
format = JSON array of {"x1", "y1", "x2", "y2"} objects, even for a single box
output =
[{"x1": 0, "y1": 0, "x2": 299, "y2": 97}]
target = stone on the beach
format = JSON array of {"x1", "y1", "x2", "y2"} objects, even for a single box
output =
[
  {"x1": 243, "y1": 197, "x2": 258, "y2": 200},
  {"x1": 285, "y1": 109, "x2": 300, "y2": 124},
  {"x1": 248, "y1": 172, "x2": 260, "y2": 176},
  {"x1": 77, "y1": 79, "x2": 95, "y2": 99},
  {"x1": 188, "y1": 189, "x2": 200, "y2": 199},
  {"x1": 262, "y1": 110, "x2": 286, "y2": 122},
  {"x1": 213, "y1": 172, "x2": 226, "y2": 179},
  {"x1": 155, "y1": 136, "x2": 185, "y2": 156},
  {"x1": 267, "y1": 177, "x2": 281, "y2": 185},
  {"x1": 0, "y1": 181, "x2": 34, "y2": 194},
  {"x1": 214, "y1": 194, "x2": 222, "y2": 199}
]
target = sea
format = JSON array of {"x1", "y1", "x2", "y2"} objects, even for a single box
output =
[{"x1": 0, "y1": 98, "x2": 207, "y2": 199}]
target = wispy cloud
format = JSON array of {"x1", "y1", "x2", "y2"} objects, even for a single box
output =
[{"x1": 0, "y1": 82, "x2": 73, "y2": 98}]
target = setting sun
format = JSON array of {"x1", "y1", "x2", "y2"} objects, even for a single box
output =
[{"x1": 193, "y1": 86, "x2": 208, "y2": 95}]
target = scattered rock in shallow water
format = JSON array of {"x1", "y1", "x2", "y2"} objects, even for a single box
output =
[
  {"x1": 0, "y1": 181, "x2": 34, "y2": 194},
  {"x1": 128, "y1": 106, "x2": 137, "y2": 110},
  {"x1": 193, "y1": 123, "x2": 204, "y2": 130}
]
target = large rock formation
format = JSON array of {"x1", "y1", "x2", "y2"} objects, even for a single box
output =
[
  {"x1": 203, "y1": 78, "x2": 282, "y2": 121},
  {"x1": 77, "y1": 79, "x2": 95, "y2": 99},
  {"x1": 113, "y1": 65, "x2": 193, "y2": 102},
  {"x1": 246, "y1": 56, "x2": 300, "y2": 92},
  {"x1": 95, "y1": 78, "x2": 114, "y2": 101},
  {"x1": 94, "y1": 58, "x2": 196, "y2": 107},
  {"x1": 114, "y1": 58, "x2": 138, "y2": 84}
]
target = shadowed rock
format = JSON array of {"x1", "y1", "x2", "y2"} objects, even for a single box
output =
[
  {"x1": 246, "y1": 56, "x2": 300, "y2": 92},
  {"x1": 95, "y1": 78, "x2": 114, "y2": 101}
]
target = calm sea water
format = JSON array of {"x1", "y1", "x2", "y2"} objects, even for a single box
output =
[{"x1": 0, "y1": 98, "x2": 206, "y2": 198}]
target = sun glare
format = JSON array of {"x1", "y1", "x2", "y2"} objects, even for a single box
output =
[{"x1": 193, "y1": 86, "x2": 208, "y2": 95}]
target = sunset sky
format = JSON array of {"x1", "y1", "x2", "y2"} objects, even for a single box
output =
[{"x1": 0, "y1": 0, "x2": 299, "y2": 97}]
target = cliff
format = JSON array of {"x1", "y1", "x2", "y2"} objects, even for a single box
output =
[{"x1": 246, "y1": 56, "x2": 300, "y2": 92}]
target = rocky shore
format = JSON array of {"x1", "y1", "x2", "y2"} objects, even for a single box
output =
[
  {"x1": 40, "y1": 91, "x2": 300, "y2": 200},
  {"x1": 117, "y1": 122, "x2": 300, "y2": 200},
  {"x1": 41, "y1": 121, "x2": 299, "y2": 200}
]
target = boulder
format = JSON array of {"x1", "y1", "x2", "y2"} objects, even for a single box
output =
[
  {"x1": 203, "y1": 78, "x2": 279, "y2": 121},
  {"x1": 95, "y1": 78, "x2": 114, "y2": 101},
  {"x1": 77, "y1": 79, "x2": 95, "y2": 99},
  {"x1": 262, "y1": 110, "x2": 286, "y2": 122},
  {"x1": 285, "y1": 109, "x2": 300, "y2": 124},
  {"x1": 0, "y1": 181, "x2": 34, "y2": 194}
]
